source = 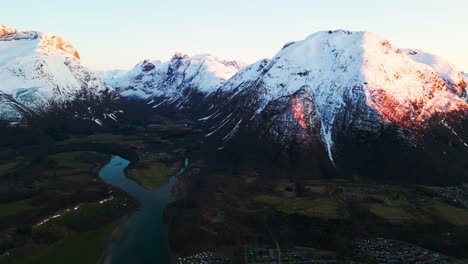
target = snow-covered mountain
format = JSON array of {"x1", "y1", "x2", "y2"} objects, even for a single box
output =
[
  {"x1": 0, "y1": 24, "x2": 119, "y2": 125},
  {"x1": 1, "y1": 24, "x2": 465, "y2": 182},
  {"x1": 101, "y1": 53, "x2": 245, "y2": 109},
  {"x1": 200, "y1": 30, "x2": 467, "y2": 175}
]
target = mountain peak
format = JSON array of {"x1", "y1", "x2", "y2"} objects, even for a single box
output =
[
  {"x1": 0, "y1": 25, "x2": 113, "y2": 124},
  {"x1": 0, "y1": 25, "x2": 39, "y2": 41},
  {"x1": 210, "y1": 30, "x2": 467, "y2": 162},
  {"x1": 39, "y1": 33, "x2": 81, "y2": 62},
  {"x1": 0, "y1": 24, "x2": 17, "y2": 37},
  {"x1": 140, "y1": 59, "x2": 156, "y2": 72},
  {"x1": 303, "y1": 29, "x2": 368, "y2": 41},
  {"x1": 172, "y1": 51, "x2": 188, "y2": 60},
  {"x1": 269, "y1": 29, "x2": 466, "y2": 115},
  {"x1": 0, "y1": 25, "x2": 80, "y2": 62}
]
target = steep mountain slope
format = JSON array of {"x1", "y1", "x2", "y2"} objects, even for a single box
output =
[
  {"x1": 102, "y1": 53, "x2": 244, "y2": 110},
  {"x1": 0, "y1": 24, "x2": 119, "y2": 125},
  {"x1": 200, "y1": 30, "x2": 467, "y2": 183}
]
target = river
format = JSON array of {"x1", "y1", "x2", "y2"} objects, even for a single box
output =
[{"x1": 99, "y1": 156, "x2": 186, "y2": 264}]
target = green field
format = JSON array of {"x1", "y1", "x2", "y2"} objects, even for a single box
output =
[
  {"x1": 0, "y1": 199, "x2": 33, "y2": 217},
  {"x1": 127, "y1": 162, "x2": 180, "y2": 190},
  {"x1": 0, "y1": 161, "x2": 19, "y2": 177},
  {"x1": 0, "y1": 120, "x2": 197, "y2": 263},
  {"x1": 0, "y1": 148, "x2": 136, "y2": 264},
  {"x1": 367, "y1": 203, "x2": 415, "y2": 224},
  {"x1": 30, "y1": 223, "x2": 116, "y2": 264},
  {"x1": 0, "y1": 223, "x2": 116, "y2": 264},
  {"x1": 46, "y1": 151, "x2": 103, "y2": 169},
  {"x1": 57, "y1": 133, "x2": 143, "y2": 146},
  {"x1": 38, "y1": 197, "x2": 122, "y2": 229},
  {"x1": 433, "y1": 202, "x2": 468, "y2": 226},
  {"x1": 253, "y1": 195, "x2": 348, "y2": 220}
]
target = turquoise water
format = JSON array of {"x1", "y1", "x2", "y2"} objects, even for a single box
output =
[{"x1": 99, "y1": 156, "x2": 184, "y2": 264}]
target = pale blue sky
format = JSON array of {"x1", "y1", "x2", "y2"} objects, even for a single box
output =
[{"x1": 2, "y1": 0, "x2": 467, "y2": 70}]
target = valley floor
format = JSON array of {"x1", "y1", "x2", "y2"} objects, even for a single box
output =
[
  {"x1": 0, "y1": 116, "x2": 199, "y2": 264},
  {"x1": 168, "y1": 156, "x2": 468, "y2": 263},
  {"x1": 0, "y1": 115, "x2": 466, "y2": 264}
]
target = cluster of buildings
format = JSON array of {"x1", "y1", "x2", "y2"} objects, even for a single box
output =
[
  {"x1": 353, "y1": 239, "x2": 453, "y2": 263},
  {"x1": 245, "y1": 247, "x2": 279, "y2": 263},
  {"x1": 177, "y1": 251, "x2": 230, "y2": 264},
  {"x1": 245, "y1": 247, "x2": 356, "y2": 264},
  {"x1": 176, "y1": 239, "x2": 457, "y2": 264},
  {"x1": 437, "y1": 186, "x2": 468, "y2": 208}
]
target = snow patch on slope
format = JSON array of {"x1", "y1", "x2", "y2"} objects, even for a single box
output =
[
  {"x1": 441, "y1": 120, "x2": 468, "y2": 147},
  {"x1": 219, "y1": 59, "x2": 270, "y2": 95},
  {"x1": 186, "y1": 54, "x2": 245, "y2": 94}
]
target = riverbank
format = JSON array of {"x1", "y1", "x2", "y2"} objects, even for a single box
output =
[
  {"x1": 0, "y1": 151, "x2": 139, "y2": 264},
  {"x1": 99, "y1": 156, "x2": 187, "y2": 264},
  {"x1": 126, "y1": 160, "x2": 183, "y2": 191},
  {"x1": 0, "y1": 115, "x2": 204, "y2": 263}
]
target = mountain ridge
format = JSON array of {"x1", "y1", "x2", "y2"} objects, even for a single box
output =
[
  {"x1": 201, "y1": 30, "x2": 466, "y2": 152},
  {"x1": 185, "y1": 30, "x2": 467, "y2": 183},
  {"x1": 101, "y1": 53, "x2": 246, "y2": 101},
  {"x1": 0, "y1": 25, "x2": 466, "y2": 183}
]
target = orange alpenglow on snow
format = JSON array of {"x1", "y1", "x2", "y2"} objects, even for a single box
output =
[
  {"x1": 39, "y1": 34, "x2": 81, "y2": 62},
  {"x1": 291, "y1": 98, "x2": 307, "y2": 129},
  {"x1": 0, "y1": 25, "x2": 81, "y2": 62},
  {"x1": 0, "y1": 24, "x2": 17, "y2": 37}
]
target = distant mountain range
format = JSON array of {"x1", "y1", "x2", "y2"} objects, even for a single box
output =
[
  {"x1": 1, "y1": 25, "x2": 466, "y2": 183},
  {"x1": 100, "y1": 53, "x2": 244, "y2": 98}
]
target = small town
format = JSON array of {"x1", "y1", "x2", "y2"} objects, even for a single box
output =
[
  {"x1": 177, "y1": 251, "x2": 231, "y2": 264},
  {"x1": 176, "y1": 239, "x2": 462, "y2": 264},
  {"x1": 353, "y1": 238, "x2": 455, "y2": 263},
  {"x1": 244, "y1": 247, "x2": 370, "y2": 264},
  {"x1": 436, "y1": 186, "x2": 468, "y2": 209}
]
